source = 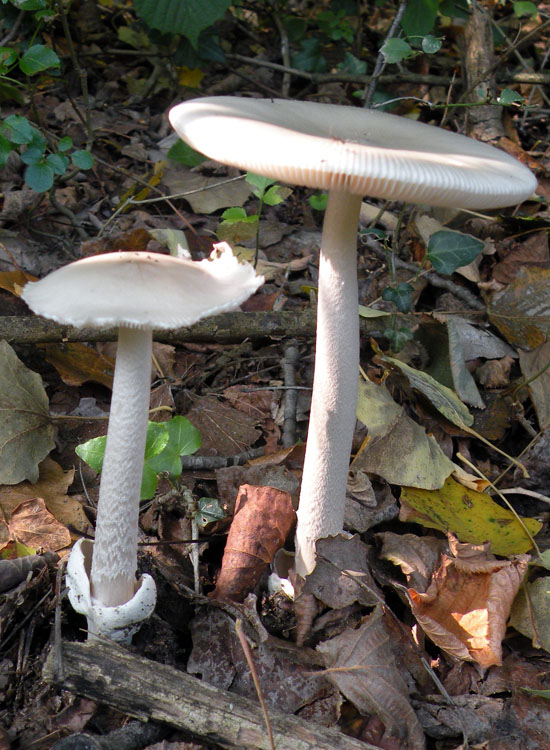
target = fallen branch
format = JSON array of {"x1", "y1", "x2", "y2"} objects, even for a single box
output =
[
  {"x1": 43, "y1": 640, "x2": 377, "y2": 750},
  {"x1": 0, "y1": 310, "x2": 384, "y2": 344}
]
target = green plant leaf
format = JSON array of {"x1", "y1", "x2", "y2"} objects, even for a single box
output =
[
  {"x1": 337, "y1": 51, "x2": 367, "y2": 75},
  {"x1": 147, "y1": 416, "x2": 202, "y2": 482},
  {"x1": 381, "y1": 282, "x2": 414, "y2": 313},
  {"x1": 57, "y1": 136, "x2": 72, "y2": 152},
  {"x1": 76, "y1": 434, "x2": 106, "y2": 472},
  {"x1": 0, "y1": 47, "x2": 17, "y2": 72},
  {"x1": 19, "y1": 44, "x2": 60, "y2": 75},
  {"x1": 246, "y1": 173, "x2": 276, "y2": 195},
  {"x1": 427, "y1": 230, "x2": 484, "y2": 275},
  {"x1": 0, "y1": 135, "x2": 11, "y2": 167},
  {"x1": 220, "y1": 206, "x2": 249, "y2": 222},
  {"x1": 71, "y1": 150, "x2": 94, "y2": 170},
  {"x1": 292, "y1": 38, "x2": 327, "y2": 72},
  {"x1": 167, "y1": 138, "x2": 206, "y2": 167},
  {"x1": 24, "y1": 161, "x2": 54, "y2": 192},
  {"x1": 384, "y1": 326, "x2": 414, "y2": 351},
  {"x1": 498, "y1": 88, "x2": 524, "y2": 105},
  {"x1": 263, "y1": 184, "x2": 292, "y2": 206},
  {"x1": 46, "y1": 153, "x2": 69, "y2": 175},
  {"x1": 0, "y1": 340, "x2": 55, "y2": 484},
  {"x1": 133, "y1": 0, "x2": 230, "y2": 48},
  {"x1": 2, "y1": 114, "x2": 34, "y2": 144},
  {"x1": 309, "y1": 193, "x2": 328, "y2": 211},
  {"x1": 401, "y1": 0, "x2": 438, "y2": 38},
  {"x1": 421, "y1": 34, "x2": 442, "y2": 54},
  {"x1": 195, "y1": 496, "x2": 225, "y2": 528},
  {"x1": 381, "y1": 38, "x2": 414, "y2": 64},
  {"x1": 513, "y1": 0, "x2": 538, "y2": 17}
]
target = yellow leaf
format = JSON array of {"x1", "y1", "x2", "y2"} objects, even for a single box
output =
[
  {"x1": 177, "y1": 66, "x2": 204, "y2": 88},
  {"x1": 400, "y1": 477, "x2": 541, "y2": 555}
]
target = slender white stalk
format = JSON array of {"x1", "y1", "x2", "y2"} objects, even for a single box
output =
[
  {"x1": 90, "y1": 326, "x2": 153, "y2": 607},
  {"x1": 295, "y1": 191, "x2": 363, "y2": 578}
]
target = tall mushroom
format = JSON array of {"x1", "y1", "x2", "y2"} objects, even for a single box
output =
[
  {"x1": 22, "y1": 246, "x2": 263, "y2": 641},
  {"x1": 169, "y1": 97, "x2": 537, "y2": 579}
]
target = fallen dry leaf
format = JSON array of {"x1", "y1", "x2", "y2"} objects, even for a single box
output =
[
  {"x1": 488, "y1": 266, "x2": 550, "y2": 350},
  {"x1": 378, "y1": 532, "x2": 447, "y2": 593},
  {"x1": 408, "y1": 538, "x2": 529, "y2": 667},
  {"x1": 211, "y1": 484, "x2": 296, "y2": 602},
  {"x1": 8, "y1": 497, "x2": 71, "y2": 552},
  {"x1": 475, "y1": 355, "x2": 515, "y2": 389},
  {"x1": 188, "y1": 605, "x2": 338, "y2": 718},
  {"x1": 0, "y1": 457, "x2": 90, "y2": 538},
  {"x1": 519, "y1": 341, "x2": 550, "y2": 430},
  {"x1": 317, "y1": 607, "x2": 426, "y2": 749},
  {"x1": 185, "y1": 395, "x2": 261, "y2": 456},
  {"x1": 303, "y1": 535, "x2": 381, "y2": 609},
  {"x1": 38, "y1": 342, "x2": 115, "y2": 389}
]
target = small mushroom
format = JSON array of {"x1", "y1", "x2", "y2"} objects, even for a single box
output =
[
  {"x1": 168, "y1": 97, "x2": 537, "y2": 579},
  {"x1": 22, "y1": 246, "x2": 263, "y2": 641}
]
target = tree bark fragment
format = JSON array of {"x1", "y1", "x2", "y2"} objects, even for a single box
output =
[{"x1": 43, "y1": 640, "x2": 378, "y2": 750}]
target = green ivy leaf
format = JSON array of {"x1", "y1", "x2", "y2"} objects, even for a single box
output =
[
  {"x1": 381, "y1": 38, "x2": 414, "y2": 64},
  {"x1": 71, "y1": 150, "x2": 94, "y2": 170},
  {"x1": 167, "y1": 138, "x2": 206, "y2": 167},
  {"x1": 24, "y1": 161, "x2": 54, "y2": 192},
  {"x1": 382, "y1": 282, "x2": 414, "y2": 313},
  {"x1": 384, "y1": 326, "x2": 414, "y2": 351},
  {"x1": 427, "y1": 230, "x2": 484, "y2": 275},
  {"x1": 75, "y1": 435, "x2": 106, "y2": 473},
  {"x1": 134, "y1": 0, "x2": 230, "y2": 48},
  {"x1": 19, "y1": 44, "x2": 60, "y2": 75},
  {"x1": 337, "y1": 51, "x2": 367, "y2": 75},
  {"x1": 195, "y1": 496, "x2": 225, "y2": 528},
  {"x1": 292, "y1": 38, "x2": 327, "y2": 72}
]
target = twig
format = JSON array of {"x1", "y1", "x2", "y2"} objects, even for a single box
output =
[
  {"x1": 364, "y1": 0, "x2": 409, "y2": 108},
  {"x1": 180, "y1": 447, "x2": 265, "y2": 470},
  {"x1": 282, "y1": 339, "x2": 300, "y2": 447},
  {"x1": 235, "y1": 619, "x2": 275, "y2": 750}
]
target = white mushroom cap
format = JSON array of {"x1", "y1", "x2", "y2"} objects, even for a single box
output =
[
  {"x1": 169, "y1": 97, "x2": 537, "y2": 209},
  {"x1": 21, "y1": 244, "x2": 263, "y2": 329}
]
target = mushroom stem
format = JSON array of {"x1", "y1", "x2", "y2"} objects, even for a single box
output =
[
  {"x1": 90, "y1": 325, "x2": 152, "y2": 607},
  {"x1": 295, "y1": 191, "x2": 363, "y2": 578}
]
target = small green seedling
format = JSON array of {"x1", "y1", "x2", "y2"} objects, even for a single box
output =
[
  {"x1": 77, "y1": 415, "x2": 201, "y2": 500},
  {"x1": 217, "y1": 172, "x2": 292, "y2": 262}
]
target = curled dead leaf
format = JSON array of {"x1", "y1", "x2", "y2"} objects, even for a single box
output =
[{"x1": 408, "y1": 538, "x2": 529, "y2": 667}]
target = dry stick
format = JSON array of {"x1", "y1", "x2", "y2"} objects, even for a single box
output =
[
  {"x1": 282, "y1": 339, "x2": 300, "y2": 447},
  {"x1": 235, "y1": 619, "x2": 275, "y2": 750},
  {"x1": 363, "y1": 0, "x2": 409, "y2": 108},
  {"x1": 1, "y1": 310, "x2": 384, "y2": 345},
  {"x1": 51, "y1": 721, "x2": 169, "y2": 750},
  {"x1": 227, "y1": 53, "x2": 550, "y2": 86},
  {"x1": 43, "y1": 640, "x2": 377, "y2": 750}
]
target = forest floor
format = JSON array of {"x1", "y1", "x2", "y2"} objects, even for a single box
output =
[{"x1": 0, "y1": 2, "x2": 550, "y2": 749}]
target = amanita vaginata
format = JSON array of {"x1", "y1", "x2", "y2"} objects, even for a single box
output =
[
  {"x1": 22, "y1": 246, "x2": 263, "y2": 641},
  {"x1": 169, "y1": 97, "x2": 537, "y2": 579}
]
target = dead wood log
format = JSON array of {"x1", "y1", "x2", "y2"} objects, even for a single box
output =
[
  {"x1": 0, "y1": 311, "x2": 383, "y2": 345},
  {"x1": 43, "y1": 640, "x2": 378, "y2": 750}
]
